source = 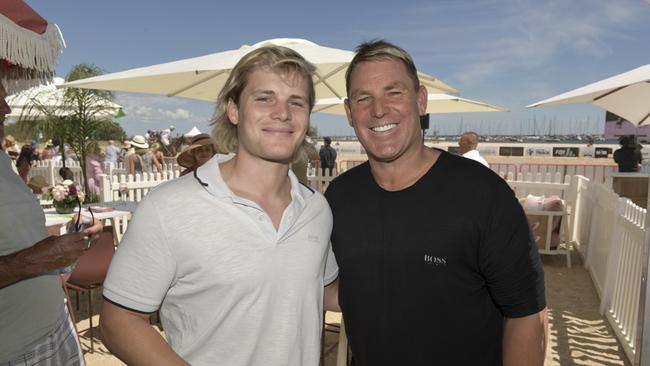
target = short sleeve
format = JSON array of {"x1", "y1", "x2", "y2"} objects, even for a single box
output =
[
  {"x1": 103, "y1": 196, "x2": 176, "y2": 313},
  {"x1": 479, "y1": 179, "x2": 546, "y2": 318}
]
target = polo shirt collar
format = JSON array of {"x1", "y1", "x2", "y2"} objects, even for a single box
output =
[{"x1": 195, "y1": 153, "x2": 307, "y2": 208}]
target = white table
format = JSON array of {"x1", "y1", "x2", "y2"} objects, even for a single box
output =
[
  {"x1": 44, "y1": 207, "x2": 132, "y2": 244},
  {"x1": 44, "y1": 207, "x2": 131, "y2": 227}
]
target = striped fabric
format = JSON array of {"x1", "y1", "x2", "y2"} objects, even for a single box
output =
[{"x1": 1, "y1": 305, "x2": 84, "y2": 366}]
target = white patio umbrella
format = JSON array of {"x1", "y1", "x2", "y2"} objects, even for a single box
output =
[
  {"x1": 313, "y1": 93, "x2": 507, "y2": 115},
  {"x1": 60, "y1": 38, "x2": 458, "y2": 101},
  {"x1": 527, "y1": 64, "x2": 650, "y2": 126},
  {"x1": 6, "y1": 77, "x2": 123, "y2": 121}
]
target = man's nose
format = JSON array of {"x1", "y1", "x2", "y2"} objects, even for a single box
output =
[
  {"x1": 271, "y1": 102, "x2": 290, "y2": 121},
  {"x1": 371, "y1": 98, "x2": 387, "y2": 118}
]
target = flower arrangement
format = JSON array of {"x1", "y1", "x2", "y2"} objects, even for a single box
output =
[{"x1": 46, "y1": 180, "x2": 85, "y2": 214}]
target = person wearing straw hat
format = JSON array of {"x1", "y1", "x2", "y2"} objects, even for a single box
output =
[
  {"x1": 27, "y1": 175, "x2": 49, "y2": 194},
  {"x1": 177, "y1": 133, "x2": 217, "y2": 176},
  {"x1": 101, "y1": 45, "x2": 338, "y2": 366},
  {"x1": 0, "y1": 2, "x2": 103, "y2": 365},
  {"x1": 127, "y1": 135, "x2": 152, "y2": 176}
]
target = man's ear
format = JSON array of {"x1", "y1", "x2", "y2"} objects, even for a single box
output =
[
  {"x1": 344, "y1": 98, "x2": 354, "y2": 127},
  {"x1": 417, "y1": 85, "x2": 428, "y2": 116},
  {"x1": 226, "y1": 98, "x2": 239, "y2": 125}
]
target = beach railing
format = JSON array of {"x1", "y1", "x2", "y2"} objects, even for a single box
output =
[{"x1": 99, "y1": 170, "x2": 180, "y2": 203}]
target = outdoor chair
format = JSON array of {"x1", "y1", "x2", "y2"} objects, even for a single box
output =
[
  {"x1": 520, "y1": 195, "x2": 572, "y2": 267},
  {"x1": 61, "y1": 226, "x2": 115, "y2": 352}
]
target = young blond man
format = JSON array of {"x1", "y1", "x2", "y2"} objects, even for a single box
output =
[{"x1": 101, "y1": 46, "x2": 338, "y2": 366}]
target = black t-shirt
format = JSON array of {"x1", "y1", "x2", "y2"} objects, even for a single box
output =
[{"x1": 325, "y1": 150, "x2": 546, "y2": 366}]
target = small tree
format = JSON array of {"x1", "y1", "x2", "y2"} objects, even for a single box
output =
[{"x1": 19, "y1": 63, "x2": 121, "y2": 200}]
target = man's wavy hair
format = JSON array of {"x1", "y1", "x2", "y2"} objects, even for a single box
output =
[
  {"x1": 345, "y1": 39, "x2": 420, "y2": 95},
  {"x1": 210, "y1": 46, "x2": 316, "y2": 154}
]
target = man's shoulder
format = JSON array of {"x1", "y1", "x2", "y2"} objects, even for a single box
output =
[
  {"x1": 138, "y1": 174, "x2": 198, "y2": 204},
  {"x1": 326, "y1": 162, "x2": 370, "y2": 196}
]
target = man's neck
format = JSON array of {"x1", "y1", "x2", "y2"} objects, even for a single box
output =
[
  {"x1": 219, "y1": 151, "x2": 293, "y2": 230},
  {"x1": 220, "y1": 152, "x2": 291, "y2": 197},
  {"x1": 369, "y1": 146, "x2": 439, "y2": 191}
]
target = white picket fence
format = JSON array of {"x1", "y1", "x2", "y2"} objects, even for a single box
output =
[
  {"x1": 99, "y1": 170, "x2": 181, "y2": 203},
  {"x1": 28, "y1": 159, "x2": 84, "y2": 186},
  {"x1": 307, "y1": 167, "x2": 337, "y2": 192},
  {"x1": 582, "y1": 182, "x2": 648, "y2": 363},
  {"x1": 26, "y1": 159, "x2": 181, "y2": 189}
]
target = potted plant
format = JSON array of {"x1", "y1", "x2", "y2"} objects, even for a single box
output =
[{"x1": 46, "y1": 180, "x2": 85, "y2": 214}]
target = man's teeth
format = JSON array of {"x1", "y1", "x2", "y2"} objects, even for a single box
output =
[{"x1": 371, "y1": 123, "x2": 397, "y2": 132}]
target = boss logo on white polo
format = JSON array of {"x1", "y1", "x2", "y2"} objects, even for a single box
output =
[
  {"x1": 424, "y1": 254, "x2": 447, "y2": 266},
  {"x1": 307, "y1": 234, "x2": 319, "y2": 243}
]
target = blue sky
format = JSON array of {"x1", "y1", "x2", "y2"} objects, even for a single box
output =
[{"x1": 31, "y1": 0, "x2": 650, "y2": 137}]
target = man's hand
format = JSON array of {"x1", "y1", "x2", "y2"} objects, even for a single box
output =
[
  {"x1": 0, "y1": 217, "x2": 104, "y2": 288},
  {"x1": 71, "y1": 213, "x2": 104, "y2": 248},
  {"x1": 29, "y1": 233, "x2": 88, "y2": 270}
]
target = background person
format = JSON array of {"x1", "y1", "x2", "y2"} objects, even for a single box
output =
[
  {"x1": 149, "y1": 142, "x2": 165, "y2": 174},
  {"x1": 319, "y1": 136, "x2": 337, "y2": 175},
  {"x1": 15, "y1": 144, "x2": 34, "y2": 182},
  {"x1": 614, "y1": 135, "x2": 642, "y2": 172},
  {"x1": 176, "y1": 133, "x2": 216, "y2": 176},
  {"x1": 104, "y1": 140, "x2": 121, "y2": 165},
  {"x1": 85, "y1": 144, "x2": 106, "y2": 196},
  {"x1": 27, "y1": 175, "x2": 50, "y2": 195},
  {"x1": 4, "y1": 134, "x2": 19, "y2": 159},
  {"x1": 127, "y1": 135, "x2": 152, "y2": 176},
  {"x1": 458, "y1": 131, "x2": 489, "y2": 168},
  {"x1": 0, "y1": 10, "x2": 103, "y2": 362}
]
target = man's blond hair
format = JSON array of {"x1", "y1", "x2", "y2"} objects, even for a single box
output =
[
  {"x1": 345, "y1": 39, "x2": 420, "y2": 95},
  {"x1": 210, "y1": 46, "x2": 316, "y2": 154}
]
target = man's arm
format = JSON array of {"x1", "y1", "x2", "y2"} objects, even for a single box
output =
[
  {"x1": 324, "y1": 278, "x2": 340, "y2": 312},
  {"x1": 100, "y1": 302, "x2": 189, "y2": 366},
  {"x1": 0, "y1": 217, "x2": 103, "y2": 288},
  {"x1": 503, "y1": 308, "x2": 548, "y2": 366}
]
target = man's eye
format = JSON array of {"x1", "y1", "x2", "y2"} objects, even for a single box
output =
[
  {"x1": 388, "y1": 90, "x2": 403, "y2": 96},
  {"x1": 256, "y1": 96, "x2": 270, "y2": 102},
  {"x1": 290, "y1": 101, "x2": 306, "y2": 108},
  {"x1": 356, "y1": 96, "x2": 369, "y2": 103}
]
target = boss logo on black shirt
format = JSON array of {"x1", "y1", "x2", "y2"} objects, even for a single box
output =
[{"x1": 424, "y1": 254, "x2": 447, "y2": 266}]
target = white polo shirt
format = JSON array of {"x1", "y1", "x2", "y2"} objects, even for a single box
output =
[{"x1": 103, "y1": 154, "x2": 338, "y2": 366}]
